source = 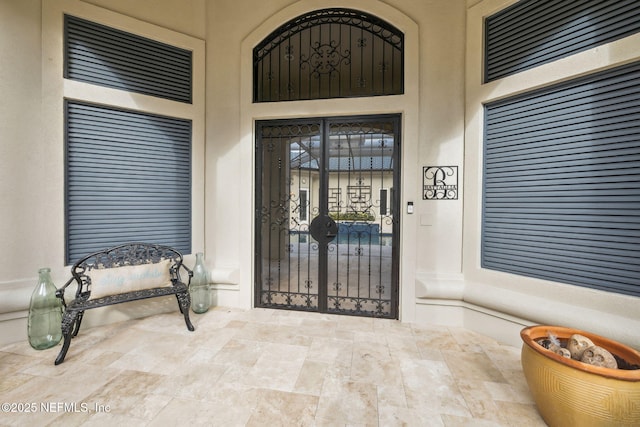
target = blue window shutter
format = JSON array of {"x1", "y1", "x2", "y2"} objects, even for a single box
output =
[
  {"x1": 485, "y1": 0, "x2": 640, "y2": 82},
  {"x1": 65, "y1": 101, "x2": 192, "y2": 263},
  {"x1": 482, "y1": 61, "x2": 640, "y2": 297},
  {"x1": 64, "y1": 15, "x2": 192, "y2": 103}
]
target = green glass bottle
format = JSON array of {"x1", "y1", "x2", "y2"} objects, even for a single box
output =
[
  {"x1": 27, "y1": 268, "x2": 63, "y2": 350},
  {"x1": 189, "y1": 253, "x2": 210, "y2": 313}
]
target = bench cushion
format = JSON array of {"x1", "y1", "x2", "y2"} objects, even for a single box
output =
[{"x1": 87, "y1": 260, "x2": 173, "y2": 300}]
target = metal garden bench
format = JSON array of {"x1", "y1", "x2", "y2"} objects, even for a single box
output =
[{"x1": 54, "y1": 243, "x2": 195, "y2": 365}]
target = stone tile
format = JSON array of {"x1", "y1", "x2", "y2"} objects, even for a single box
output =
[
  {"x1": 386, "y1": 334, "x2": 422, "y2": 360},
  {"x1": 224, "y1": 320, "x2": 249, "y2": 329},
  {"x1": 199, "y1": 381, "x2": 261, "y2": 410},
  {"x1": 400, "y1": 358, "x2": 472, "y2": 418},
  {"x1": 315, "y1": 377, "x2": 379, "y2": 425},
  {"x1": 210, "y1": 338, "x2": 264, "y2": 367},
  {"x1": 336, "y1": 315, "x2": 375, "y2": 333},
  {"x1": 0, "y1": 340, "x2": 54, "y2": 358},
  {"x1": 0, "y1": 351, "x2": 42, "y2": 377},
  {"x1": 7, "y1": 363, "x2": 120, "y2": 403},
  {"x1": 148, "y1": 396, "x2": 254, "y2": 426},
  {"x1": 374, "y1": 317, "x2": 415, "y2": 337},
  {"x1": 83, "y1": 350, "x2": 126, "y2": 368},
  {"x1": 246, "y1": 389, "x2": 319, "y2": 426},
  {"x1": 152, "y1": 360, "x2": 228, "y2": 400},
  {"x1": 499, "y1": 369, "x2": 536, "y2": 404},
  {"x1": 352, "y1": 330, "x2": 389, "y2": 346},
  {"x1": 483, "y1": 380, "x2": 530, "y2": 404},
  {"x1": 494, "y1": 401, "x2": 546, "y2": 427},
  {"x1": 484, "y1": 343, "x2": 523, "y2": 371},
  {"x1": 234, "y1": 321, "x2": 312, "y2": 346},
  {"x1": 377, "y1": 384, "x2": 408, "y2": 409},
  {"x1": 85, "y1": 326, "x2": 159, "y2": 355},
  {"x1": 0, "y1": 407, "x2": 67, "y2": 427},
  {"x1": 53, "y1": 411, "x2": 150, "y2": 427},
  {"x1": 414, "y1": 327, "x2": 463, "y2": 353},
  {"x1": 306, "y1": 336, "x2": 352, "y2": 364},
  {"x1": 454, "y1": 378, "x2": 512, "y2": 424},
  {"x1": 449, "y1": 327, "x2": 498, "y2": 353},
  {"x1": 132, "y1": 311, "x2": 196, "y2": 335},
  {"x1": 441, "y1": 414, "x2": 506, "y2": 426},
  {"x1": 194, "y1": 307, "x2": 244, "y2": 328},
  {"x1": 350, "y1": 343, "x2": 403, "y2": 387},
  {"x1": 83, "y1": 370, "x2": 169, "y2": 420},
  {"x1": 298, "y1": 317, "x2": 339, "y2": 338},
  {"x1": 378, "y1": 405, "x2": 446, "y2": 426},
  {"x1": 0, "y1": 372, "x2": 33, "y2": 395},
  {"x1": 235, "y1": 307, "x2": 277, "y2": 323},
  {"x1": 294, "y1": 360, "x2": 329, "y2": 395},
  {"x1": 240, "y1": 355, "x2": 306, "y2": 392},
  {"x1": 417, "y1": 345, "x2": 447, "y2": 362},
  {"x1": 442, "y1": 350, "x2": 507, "y2": 383}
]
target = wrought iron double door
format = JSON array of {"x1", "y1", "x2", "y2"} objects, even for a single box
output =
[{"x1": 255, "y1": 115, "x2": 400, "y2": 318}]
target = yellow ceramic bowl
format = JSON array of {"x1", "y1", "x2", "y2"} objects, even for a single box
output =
[{"x1": 520, "y1": 325, "x2": 640, "y2": 427}]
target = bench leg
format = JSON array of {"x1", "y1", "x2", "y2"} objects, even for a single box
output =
[
  {"x1": 176, "y1": 291, "x2": 195, "y2": 331},
  {"x1": 72, "y1": 311, "x2": 84, "y2": 337},
  {"x1": 55, "y1": 309, "x2": 80, "y2": 365}
]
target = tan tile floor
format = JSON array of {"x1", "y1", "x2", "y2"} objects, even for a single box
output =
[{"x1": 0, "y1": 307, "x2": 546, "y2": 426}]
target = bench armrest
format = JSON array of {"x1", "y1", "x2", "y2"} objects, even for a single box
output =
[
  {"x1": 180, "y1": 263, "x2": 194, "y2": 283},
  {"x1": 55, "y1": 277, "x2": 76, "y2": 308}
]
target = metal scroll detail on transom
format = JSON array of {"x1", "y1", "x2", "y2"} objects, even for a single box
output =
[{"x1": 300, "y1": 40, "x2": 351, "y2": 79}]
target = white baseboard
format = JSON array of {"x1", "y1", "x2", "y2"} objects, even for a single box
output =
[{"x1": 415, "y1": 298, "x2": 531, "y2": 348}]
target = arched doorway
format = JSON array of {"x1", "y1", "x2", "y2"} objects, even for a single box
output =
[{"x1": 252, "y1": 8, "x2": 405, "y2": 318}]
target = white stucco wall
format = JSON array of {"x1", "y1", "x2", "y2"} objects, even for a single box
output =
[{"x1": 0, "y1": 0, "x2": 47, "y2": 343}]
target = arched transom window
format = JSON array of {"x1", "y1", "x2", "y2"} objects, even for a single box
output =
[{"x1": 254, "y1": 8, "x2": 404, "y2": 102}]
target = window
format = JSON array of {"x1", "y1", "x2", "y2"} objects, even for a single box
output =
[
  {"x1": 484, "y1": 0, "x2": 640, "y2": 82},
  {"x1": 379, "y1": 188, "x2": 388, "y2": 216},
  {"x1": 65, "y1": 15, "x2": 192, "y2": 103},
  {"x1": 63, "y1": 14, "x2": 195, "y2": 263},
  {"x1": 65, "y1": 101, "x2": 192, "y2": 263},
  {"x1": 347, "y1": 184, "x2": 371, "y2": 212},
  {"x1": 329, "y1": 188, "x2": 342, "y2": 212},
  {"x1": 482, "y1": 61, "x2": 640, "y2": 297},
  {"x1": 254, "y1": 8, "x2": 404, "y2": 102},
  {"x1": 299, "y1": 189, "x2": 309, "y2": 222}
]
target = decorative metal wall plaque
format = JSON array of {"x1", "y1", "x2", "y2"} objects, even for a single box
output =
[{"x1": 423, "y1": 166, "x2": 458, "y2": 200}]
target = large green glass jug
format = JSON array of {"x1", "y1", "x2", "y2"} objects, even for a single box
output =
[
  {"x1": 27, "y1": 268, "x2": 63, "y2": 350},
  {"x1": 189, "y1": 253, "x2": 210, "y2": 313}
]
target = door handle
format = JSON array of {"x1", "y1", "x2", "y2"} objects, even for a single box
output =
[{"x1": 309, "y1": 215, "x2": 338, "y2": 244}]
